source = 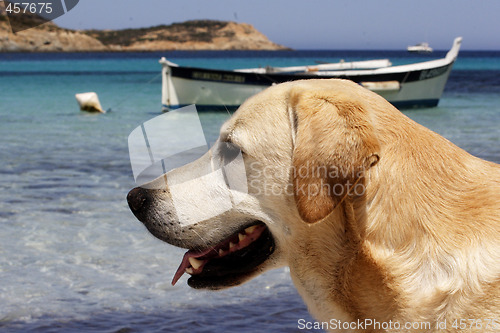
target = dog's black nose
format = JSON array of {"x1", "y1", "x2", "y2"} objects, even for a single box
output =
[{"x1": 127, "y1": 187, "x2": 147, "y2": 215}]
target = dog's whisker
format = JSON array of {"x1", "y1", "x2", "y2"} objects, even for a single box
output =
[{"x1": 189, "y1": 228, "x2": 211, "y2": 249}]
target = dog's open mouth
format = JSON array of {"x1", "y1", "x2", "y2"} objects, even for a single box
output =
[{"x1": 172, "y1": 222, "x2": 275, "y2": 289}]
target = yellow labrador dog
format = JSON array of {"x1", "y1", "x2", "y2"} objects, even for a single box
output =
[{"x1": 128, "y1": 79, "x2": 500, "y2": 332}]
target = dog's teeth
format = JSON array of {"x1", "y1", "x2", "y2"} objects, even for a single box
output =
[
  {"x1": 245, "y1": 225, "x2": 258, "y2": 234},
  {"x1": 185, "y1": 268, "x2": 194, "y2": 274},
  {"x1": 188, "y1": 257, "x2": 204, "y2": 269},
  {"x1": 229, "y1": 242, "x2": 236, "y2": 249},
  {"x1": 238, "y1": 233, "x2": 246, "y2": 242}
]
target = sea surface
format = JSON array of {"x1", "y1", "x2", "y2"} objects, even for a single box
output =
[{"x1": 0, "y1": 49, "x2": 499, "y2": 333}]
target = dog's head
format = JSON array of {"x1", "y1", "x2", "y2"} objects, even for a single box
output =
[{"x1": 127, "y1": 79, "x2": 384, "y2": 290}]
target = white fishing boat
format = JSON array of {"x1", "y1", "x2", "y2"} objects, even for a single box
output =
[
  {"x1": 407, "y1": 42, "x2": 433, "y2": 53},
  {"x1": 161, "y1": 37, "x2": 461, "y2": 111}
]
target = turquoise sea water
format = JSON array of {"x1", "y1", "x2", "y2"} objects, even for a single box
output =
[{"x1": 0, "y1": 50, "x2": 499, "y2": 332}]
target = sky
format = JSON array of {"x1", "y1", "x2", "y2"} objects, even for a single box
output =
[{"x1": 53, "y1": 0, "x2": 500, "y2": 50}]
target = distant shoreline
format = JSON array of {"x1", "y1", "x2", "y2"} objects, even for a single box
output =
[
  {"x1": 0, "y1": 14, "x2": 290, "y2": 52},
  {"x1": 1, "y1": 49, "x2": 499, "y2": 57}
]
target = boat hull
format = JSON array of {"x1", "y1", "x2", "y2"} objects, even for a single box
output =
[
  {"x1": 169, "y1": 73, "x2": 264, "y2": 111},
  {"x1": 161, "y1": 37, "x2": 461, "y2": 111},
  {"x1": 162, "y1": 64, "x2": 453, "y2": 111}
]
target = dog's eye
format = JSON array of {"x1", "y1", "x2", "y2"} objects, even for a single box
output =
[{"x1": 219, "y1": 141, "x2": 242, "y2": 165}]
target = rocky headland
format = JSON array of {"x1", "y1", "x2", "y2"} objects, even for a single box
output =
[{"x1": 0, "y1": 8, "x2": 288, "y2": 52}]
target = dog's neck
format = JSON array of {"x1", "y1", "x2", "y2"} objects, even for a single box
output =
[
  {"x1": 352, "y1": 141, "x2": 500, "y2": 324},
  {"x1": 289, "y1": 196, "x2": 401, "y2": 326},
  {"x1": 335, "y1": 197, "x2": 402, "y2": 321},
  {"x1": 289, "y1": 135, "x2": 500, "y2": 326}
]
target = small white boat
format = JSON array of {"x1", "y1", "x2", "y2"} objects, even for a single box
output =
[
  {"x1": 161, "y1": 37, "x2": 461, "y2": 111},
  {"x1": 407, "y1": 42, "x2": 433, "y2": 53}
]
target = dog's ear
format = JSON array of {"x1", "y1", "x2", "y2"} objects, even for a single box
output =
[{"x1": 290, "y1": 86, "x2": 380, "y2": 223}]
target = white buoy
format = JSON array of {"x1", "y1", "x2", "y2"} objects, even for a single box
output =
[{"x1": 75, "y1": 92, "x2": 105, "y2": 113}]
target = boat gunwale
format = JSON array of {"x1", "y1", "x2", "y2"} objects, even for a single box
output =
[
  {"x1": 168, "y1": 62, "x2": 455, "y2": 86},
  {"x1": 160, "y1": 37, "x2": 461, "y2": 79}
]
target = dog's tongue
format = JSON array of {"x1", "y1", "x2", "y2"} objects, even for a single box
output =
[
  {"x1": 172, "y1": 259, "x2": 189, "y2": 286},
  {"x1": 172, "y1": 247, "x2": 215, "y2": 286}
]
